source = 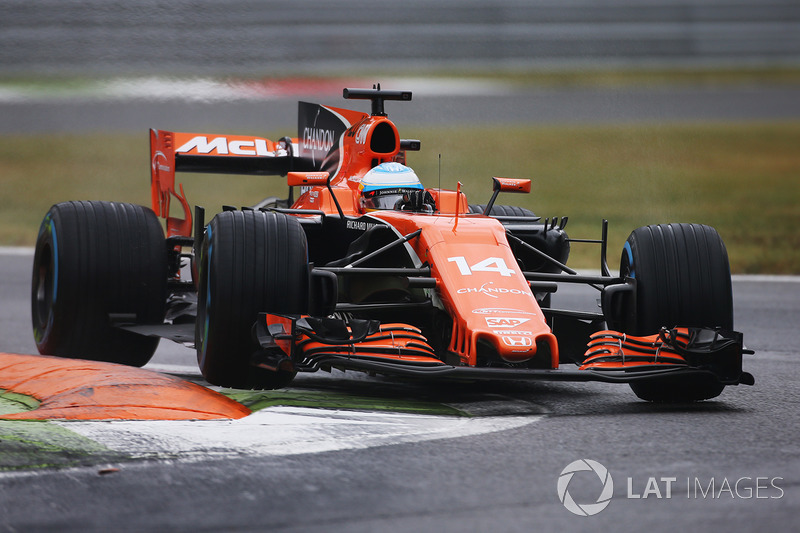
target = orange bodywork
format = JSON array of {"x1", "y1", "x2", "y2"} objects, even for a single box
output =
[
  {"x1": 300, "y1": 323, "x2": 441, "y2": 363},
  {"x1": 579, "y1": 328, "x2": 692, "y2": 370},
  {"x1": 149, "y1": 99, "x2": 559, "y2": 369},
  {"x1": 365, "y1": 210, "x2": 557, "y2": 367}
]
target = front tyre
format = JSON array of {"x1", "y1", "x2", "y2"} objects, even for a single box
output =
[
  {"x1": 31, "y1": 201, "x2": 167, "y2": 366},
  {"x1": 618, "y1": 223, "x2": 733, "y2": 402},
  {"x1": 196, "y1": 210, "x2": 308, "y2": 389},
  {"x1": 620, "y1": 223, "x2": 733, "y2": 335}
]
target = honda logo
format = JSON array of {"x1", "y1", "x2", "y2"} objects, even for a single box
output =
[{"x1": 502, "y1": 336, "x2": 533, "y2": 347}]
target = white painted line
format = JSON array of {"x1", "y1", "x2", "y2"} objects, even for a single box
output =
[
  {"x1": 731, "y1": 274, "x2": 800, "y2": 283},
  {"x1": 143, "y1": 363, "x2": 202, "y2": 376},
  {"x1": 0, "y1": 246, "x2": 34, "y2": 256},
  {"x1": 58, "y1": 406, "x2": 539, "y2": 458}
]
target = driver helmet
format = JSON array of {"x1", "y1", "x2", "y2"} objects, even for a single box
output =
[{"x1": 359, "y1": 162, "x2": 424, "y2": 211}]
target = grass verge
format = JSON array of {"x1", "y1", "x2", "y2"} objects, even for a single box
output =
[{"x1": 2, "y1": 122, "x2": 798, "y2": 273}]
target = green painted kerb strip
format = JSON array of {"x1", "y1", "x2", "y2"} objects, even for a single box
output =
[
  {"x1": 0, "y1": 420, "x2": 122, "y2": 471},
  {"x1": 0, "y1": 388, "x2": 122, "y2": 472},
  {"x1": 222, "y1": 389, "x2": 469, "y2": 417},
  {"x1": 0, "y1": 389, "x2": 41, "y2": 415}
]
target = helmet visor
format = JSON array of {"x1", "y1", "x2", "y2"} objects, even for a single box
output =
[{"x1": 361, "y1": 188, "x2": 412, "y2": 211}]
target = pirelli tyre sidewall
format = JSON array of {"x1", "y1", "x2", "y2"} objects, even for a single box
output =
[
  {"x1": 620, "y1": 223, "x2": 733, "y2": 402},
  {"x1": 196, "y1": 210, "x2": 308, "y2": 389},
  {"x1": 31, "y1": 201, "x2": 167, "y2": 366}
]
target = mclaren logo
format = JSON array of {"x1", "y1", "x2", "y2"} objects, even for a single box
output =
[
  {"x1": 151, "y1": 151, "x2": 170, "y2": 173},
  {"x1": 176, "y1": 136, "x2": 272, "y2": 156}
]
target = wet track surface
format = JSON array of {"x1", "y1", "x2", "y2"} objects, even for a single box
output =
[{"x1": 1, "y1": 249, "x2": 798, "y2": 532}]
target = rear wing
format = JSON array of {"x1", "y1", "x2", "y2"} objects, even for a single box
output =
[
  {"x1": 150, "y1": 90, "x2": 418, "y2": 237},
  {"x1": 150, "y1": 101, "x2": 368, "y2": 238},
  {"x1": 150, "y1": 129, "x2": 316, "y2": 237}
]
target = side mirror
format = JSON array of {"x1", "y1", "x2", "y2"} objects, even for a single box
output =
[
  {"x1": 492, "y1": 177, "x2": 531, "y2": 194},
  {"x1": 483, "y1": 177, "x2": 532, "y2": 215}
]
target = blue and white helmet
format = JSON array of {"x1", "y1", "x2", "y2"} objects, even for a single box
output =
[{"x1": 359, "y1": 162, "x2": 423, "y2": 211}]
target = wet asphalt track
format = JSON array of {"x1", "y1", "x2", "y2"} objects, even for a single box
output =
[{"x1": 1, "y1": 248, "x2": 798, "y2": 532}]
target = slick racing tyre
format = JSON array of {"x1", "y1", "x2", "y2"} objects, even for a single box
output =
[
  {"x1": 618, "y1": 223, "x2": 733, "y2": 402},
  {"x1": 196, "y1": 210, "x2": 308, "y2": 389},
  {"x1": 31, "y1": 201, "x2": 167, "y2": 366},
  {"x1": 468, "y1": 204, "x2": 536, "y2": 217},
  {"x1": 620, "y1": 224, "x2": 733, "y2": 335}
]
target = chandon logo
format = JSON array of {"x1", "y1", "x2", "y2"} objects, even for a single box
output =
[
  {"x1": 457, "y1": 283, "x2": 528, "y2": 299},
  {"x1": 557, "y1": 459, "x2": 614, "y2": 516},
  {"x1": 303, "y1": 127, "x2": 336, "y2": 152}
]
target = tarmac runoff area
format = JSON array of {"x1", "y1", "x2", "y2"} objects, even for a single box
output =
[{"x1": 0, "y1": 352, "x2": 542, "y2": 472}]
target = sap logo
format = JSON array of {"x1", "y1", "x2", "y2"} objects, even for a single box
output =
[
  {"x1": 176, "y1": 136, "x2": 271, "y2": 156},
  {"x1": 485, "y1": 317, "x2": 530, "y2": 328},
  {"x1": 502, "y1": 336, "x2": 533, "y2": 347}
]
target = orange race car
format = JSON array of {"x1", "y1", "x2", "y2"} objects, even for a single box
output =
[{"x1": 31, "y1": 86, "x2": 754, "y2": 402}]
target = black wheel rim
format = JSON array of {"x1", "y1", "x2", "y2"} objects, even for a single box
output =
[{"x1": 33, "y1": 243, "x2": 54, "y2": 332}]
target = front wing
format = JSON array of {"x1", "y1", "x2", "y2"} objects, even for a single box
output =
[{"x1": 253, "y1": 314, "x2": 754, "y2": 388}]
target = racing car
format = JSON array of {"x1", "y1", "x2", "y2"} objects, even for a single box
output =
[{"x1": 31, "y1": 86, "x2": 754, "y2": 402}]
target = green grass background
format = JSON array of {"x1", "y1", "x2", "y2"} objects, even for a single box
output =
[{"x1": 2, "y1": 121, "x2": 798, "y2": 273}]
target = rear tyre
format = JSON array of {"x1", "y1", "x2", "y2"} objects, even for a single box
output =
[
  {"x1": 468, "y1": 204, "x2": 536, "y2": 217},
  {"x1": 619, "y1": 223, "x2": 732, "y2": 401},
  {"x1": 196, "y1": 210, "x2": 308, "y2": 389},
  {"x1": 31, "y1": 201, "x2": 167, "y2": 366}
]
